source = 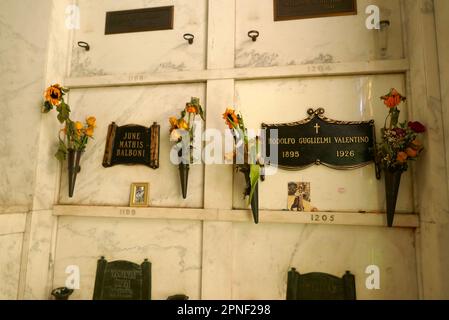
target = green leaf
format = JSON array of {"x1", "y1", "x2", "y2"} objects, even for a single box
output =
[
  {"x1": 56, "y1": 101, "x2": 71, "y2": 124},
  {"x1": 248, "y1": 164, "x2": 260, "y2": 205},
  {"x1": 54, "y1": 139, "x2": 68, "y2": 161}
]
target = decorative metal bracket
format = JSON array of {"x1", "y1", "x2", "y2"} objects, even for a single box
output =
[
  {"x1": 248, "y1": 30, "x2": 260, "y2": 42},
  {"x1": 183, "y1": 33, "x2": 194, "y2": 45},
  {"x1": 77, "y1": 41, "x2": 90, "y2": 51}
]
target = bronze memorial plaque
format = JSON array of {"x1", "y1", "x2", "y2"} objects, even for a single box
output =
[
  {"x1": 105, "y1": 6, "x2": 174, "y2": 35},
  {"x1": 93, "y1": 257, "x2": 151, "y2": 300},
  {"x1": 103, "y1": 122, "x2": 160, "y2": 169},
  {"x1": 262, "y1": 108, "x2": 379, "y2": 176},
  {"x1": 274, "y1": 0, "x2": 357, "y2": 21}
]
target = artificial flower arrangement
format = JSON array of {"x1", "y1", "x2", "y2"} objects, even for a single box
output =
[
  {"x1": 223, "y1": 108, "x2": 263, "y2": 224},
  {"x1": 169, "y1": 97, "x2": 205, "y2": 199},
  {"x1": 376, "y1": 88, "x2": 426, "y2": 226},
  {"x1": 42, "y1": 84, "x2": 96, "y2": 197}
]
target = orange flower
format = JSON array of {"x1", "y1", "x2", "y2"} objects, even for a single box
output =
[
  {"x1": 223, "y1": 108, "x2": 238, "y2": 129},
  {"x1": 86, "y1": 116, "x2": 96, "y2": 128},
  {"x1": 185, "y1": 104, "x2": 198, "y2": 114},
  {"x1": 406, "y1": 147, "x2": 418, "y2": 158},
  {"x1": 44, "y1": 84, "x2": 63, "y2": 106},
  {"x1": 410, "y1": 139, "x2": 423, "y2": 151},
  {"x1": 396, "y1": 151, "x2": 408, "y2": 163},
  {"x1": 169, "y1": 117, "x2": 178, "y2": 131},
  {"x1": 381, "y1": 88, "x2": 406, "y2": 109},
  {"x1": 85, "y1": 126, "x2": 94, "y2": 137}
]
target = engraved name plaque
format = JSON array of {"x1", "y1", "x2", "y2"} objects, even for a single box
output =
[
  {"x1": 105, "y1": 6, "x2": 174, "y2": 35},
  {"x1": 93, "y1": 257, "x2": 151, "y2": 300},
  {"x1": 262, "y1": 108, "x2": 377, "y2": 172},
  {"x1": 103, "y1": 122, "x2": 160, "y2": 169},
  {"x1": 274, "y1": 0, "x2": 357, "y2": 21}
]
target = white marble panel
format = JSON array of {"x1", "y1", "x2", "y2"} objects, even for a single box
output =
[
  {"x1": 59, "y1": 84, "x2": 205, "y2": 208},
  {"x1": 0, "y1": 233, "x2": 23, "y2": 300},
  {"x1": 233, "y1": 75, "x2": 414, "y2": 212},
  {"x1": 23, "y1": 211, "x2": 57, "y2": 299},
  {"x1": 0, "y1": 0, "x2": 52, "y2": 209},
  {"x1": 70, "y1": 0, "x2": 207, "y2": 77},
  {"x1": 236, "y1": 0, "x2": 404, "y2": 68},
  {"x1": 231, "y1": 223, "x2": 418, "y2": 300},
  {"x1": 53, "y1": 216, "x2": 202, "y2": 300}
]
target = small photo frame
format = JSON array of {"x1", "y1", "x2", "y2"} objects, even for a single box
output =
[
  {"x1": 129, "y1": 183, "x2": 149, "y2": 207},
  {"x1": 288, "y1": 182, "x2": 315, "y2": 212}
]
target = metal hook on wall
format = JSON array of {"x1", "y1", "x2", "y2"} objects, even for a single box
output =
[
  {"x1": 248, "y1": 30, "x2": 260, "y2": 42},
  {"x1": 77, "y1": 41, "x2": 90, "y2": 51},
  {"x1": 183, "y1": 33, "x2": 194, "y2": 45}
]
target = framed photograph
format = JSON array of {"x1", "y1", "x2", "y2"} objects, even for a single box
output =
[
  {"x1": 129, "y1": 183, "x2": 149, "y2": 207},
  {"x1": 287, "y1": 182, "x2": 317, "y2": 212}
]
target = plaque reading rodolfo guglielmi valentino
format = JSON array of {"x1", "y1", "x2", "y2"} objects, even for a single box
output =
[{"x1": 262, "y1": 108, "x2": 377, "y2": 171}]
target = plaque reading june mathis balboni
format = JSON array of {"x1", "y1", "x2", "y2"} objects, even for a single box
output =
[
  {"x1": 262, "y1": 109, "x2": 378, "y2": 172},
  {"x1": 103, "y1": 122, "x2": 160, "y2": 169}
]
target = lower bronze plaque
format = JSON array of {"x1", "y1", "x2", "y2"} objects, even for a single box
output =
[
  {"x1": 262, "y1": 108, "x2": 377, "y2": 171},
  {"x1": 287, "y1": 268, "x2": 356, "y2": 300},
  {"x1": 274, "y1": 0, "x2": 357, "y2": 21},
  {"x1": 105, "y1": 6, "x2": 174, "y2": 35},
  {"x1": 103, "y1": 122, "x2": 160, "y2": 169},
  {"x1": 93, "y1": 257, "x2": 151, "y2": 300}
]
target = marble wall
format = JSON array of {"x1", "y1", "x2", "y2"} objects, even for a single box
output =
[
  {"x1": 0, "y1": 0, "x2": 52, "y2": 211},
  {"x1": 233, "y1": 75, "x2": 414, "y2": 212},
  {"x1": 236, "y1": 0, "x2": 404, "y2": 68},
  {"x1": 53, "y1": 217, "x2": 202, "y2": 300},
  {"x1": 59, "y1": 84, "x2": 206, "y2": 207},
  {"x1": 231, "y1": 223, "x2": 418, "y2": 300},
  {"x1": 70, "y1": 0, "x2": 207, "y2": 77},
  {"x1": 2, "y1": 0, "x2": 448, "y2": 300},
  {"x1": 434, "y1": 0, "x2": 449, "y2": 195},
  {"x1": 0, "y1": 0, "x2": 53, "y2": 300}
]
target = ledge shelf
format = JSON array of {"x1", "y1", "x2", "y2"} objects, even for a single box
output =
[
  {"x1": 53, "y1": 205, "x2": 419, "y2": 228},
  {"x1": 65, "y1": 59, "x2": 409, "y2": 89}
]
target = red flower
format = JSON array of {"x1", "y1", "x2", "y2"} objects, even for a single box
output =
[
  {"x1": 392, "y1": 128, "x2": 406, "y2": 137},
  {"x1": 408, "y1": 121, "x2": 426, "y2": 133}
]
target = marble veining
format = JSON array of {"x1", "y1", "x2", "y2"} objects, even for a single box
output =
[
  {"x1": 59, "y1": 84, "x2": 205, "y2": 208},
  {"x1": 53, "y1": 217, "x2": 202, "y2": 300},
  {"x1": 235, "y1": 0, "x2": 404, "y2": 68},
  {"x1": 231, "y1": 223, "x2": 418, "y2": 300},
  {"x1": 233, "y1": 75, "x2": 414, "y2": 212},
  {"x1": 0, "y1": 233, "x2": 23, "y2": 299},
  {"x1": 69, "y1": 0, "x2": 207, "y2": 77}
]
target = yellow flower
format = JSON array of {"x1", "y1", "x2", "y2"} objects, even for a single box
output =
[
  {"x1": 169, "y1": 116, "x2": 179, "y2": 132},
  {"x1": 86, "y1": 116, "x2": 96, "y2": 128},
  {"x1": 85, "y1": 126, "x2": 94, "y2": 137},
  {"x1": 223, "y1": 108, "x2": 238, "y2": 129},
  {"x1": 44, "y1": 84, "x2": 63, "y2": 106},
  {"x1": 75, "y1": 121, "x2": 83, "y2": 136},
  {"x1": 178, "y1": 119, "x2": 189, "y2": 130}
]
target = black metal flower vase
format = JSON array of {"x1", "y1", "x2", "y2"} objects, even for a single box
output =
[
  {"x1": 384, "y1": 169, "x2": 403, "y2": 227},
  {"x1": 242, "y1": 169, "x2": 259, "y2": 225},
  {"x1": 51, "y1": 287, "x2": 74, "y2": 300},
  {"x1": 67, "y1": 149, "x2": 82, "y2": 198},
  {"x1": 179, "y1": 163, "x2": 190, "y2": 199}
]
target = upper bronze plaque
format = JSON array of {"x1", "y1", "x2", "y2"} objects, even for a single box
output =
[
  {"x1": 262, "y1": 108, "x2": 376, "y2": 171},
  {"x1": 274, "y1": 0, "x2": 357, "y2": 21},
  {"x1": 105, "y1": 6, "x2": 174, "y2": 35}
]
